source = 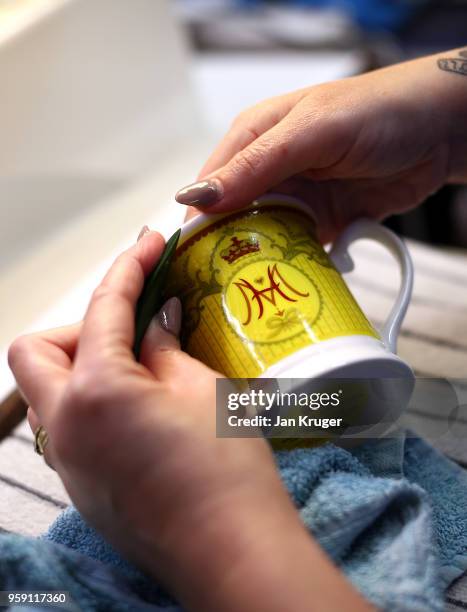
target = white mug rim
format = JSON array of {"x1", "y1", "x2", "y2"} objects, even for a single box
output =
[{"x1": 178, "y1": 194, "x2": 317, "y2": 245}]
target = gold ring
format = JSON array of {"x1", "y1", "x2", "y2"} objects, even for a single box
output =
[{"x1": 34, "y1": 425, "x2": 49, "y2": 456}]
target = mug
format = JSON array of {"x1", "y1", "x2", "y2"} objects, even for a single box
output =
[{"x1": 165, "y1": 195, "x2": 414, "y2": 383}]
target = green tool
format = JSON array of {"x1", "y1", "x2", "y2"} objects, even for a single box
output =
[{"x1": 133, "y1": 228, "x2": 181, "y2": 359}]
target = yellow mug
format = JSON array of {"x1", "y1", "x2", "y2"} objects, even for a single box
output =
[{"x1": 166, "y1": 195, "x2": 413, "y2": 382}]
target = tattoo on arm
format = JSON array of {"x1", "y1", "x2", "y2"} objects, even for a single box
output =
[{"x1": 438, "y1": 49, "x2": 467, "y2": 77}]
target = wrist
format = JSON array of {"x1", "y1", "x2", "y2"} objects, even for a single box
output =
[
  {"x1": 375, "y1": 48, "x2": 467, "y2": 185},
  {"x1": 154, "y1": 471, "x2": 373, "y2": 612},
  {"x1": 159, "y1": 467, "x2": 294, "y2": 608},
  {"x1": 429, "y1": 48, "x2": 467, "y2": 183},
  {"x1": 171, "y1": 488, "x2": 309, "y2": 611}
]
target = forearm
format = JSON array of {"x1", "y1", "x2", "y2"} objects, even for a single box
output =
[
  {"x1": 152, "y1": 475, "x2": 374, "y2": 612},
  {"x1": 432, "y1": 47, "x2": 467, "y2": 183},
  {"x1": 384, "y1": 46, "x2": 467, "y2": 184}
]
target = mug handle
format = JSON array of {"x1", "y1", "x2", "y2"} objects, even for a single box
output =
[{"x1": 328, "y1": 219, "x2": 414, "y2": 354}]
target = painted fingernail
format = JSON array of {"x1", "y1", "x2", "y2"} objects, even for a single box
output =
[
  {"x1": 158, "y1": 297, "x2": 182, "y2": 337},
  {"x1": 175, "y1": 179, "x2": 223, "y2": 207},
  {"x1": 137, "y1": 225, "x2": 150, "y2": 241}
]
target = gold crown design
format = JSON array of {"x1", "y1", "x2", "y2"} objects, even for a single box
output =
[{"x1": 221, "y1": 236, "x2": 260, "y2": 264}]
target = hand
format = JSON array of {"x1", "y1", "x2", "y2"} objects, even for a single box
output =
[
  {"x1": 8, "y1": 230, "x2": 373, "y2": 611},
  {"x1": 7, "y1": 231, "x2": 280, "y2": 592},
  {"x1": 176, "y1": 49, "x2": 467, "y2": 243}
]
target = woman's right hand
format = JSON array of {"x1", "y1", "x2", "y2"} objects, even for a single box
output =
[
  {"x1": 7, "y1": 231, "x2": 281, "y2": 584},
  {"x1": 8, "y1": 230, "x2": 375, "y2": 612},
  {"x1": 176, "y1": 48, "x2": 467, "y2": 242}
]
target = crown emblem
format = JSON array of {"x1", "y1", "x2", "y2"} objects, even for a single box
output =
[{"x1": 221, "y1": 236, "x2": 260, "y2": 264}]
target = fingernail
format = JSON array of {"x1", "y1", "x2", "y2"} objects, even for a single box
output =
[
  {"x1": 137, "y1": 225, "x2": 150, "y2": 241},
  {"x1": 157, "y1": 297, "x2": 182, "y2": 337},
  {"x1": 175, "y1": 179, "x2": 223, "y2": 207}
]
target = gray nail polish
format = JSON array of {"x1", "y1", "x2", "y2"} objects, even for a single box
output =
[
  {"x1": 175, "y1": 179, "x2": 223, "y2": 207},
  {"x1": 158, "y1": 297, "x2": 182, "y2": 337},
  {"x1": 137, "y1": 225, "x2": 150, "y2": 241}
]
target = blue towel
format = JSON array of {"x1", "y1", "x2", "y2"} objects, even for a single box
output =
[{"x1": 1, "y1": 431, "x2": 467, "y2": 611}]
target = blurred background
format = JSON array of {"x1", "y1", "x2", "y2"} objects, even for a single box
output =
[
  {"x1": 1, "y1": 0, "x2": 467, "y2": 404},
  {"x1": 176, "y1": 0, "x2": 467, "y2": 246}
]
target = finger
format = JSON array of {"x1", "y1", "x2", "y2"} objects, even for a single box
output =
[
  {"x1": 197, "y1": 90, "x2": 307, "y2": 179},
  {"x1": 272, "y1": 171, "x2": 428, "y2": 244},
  {"x1": 266, "y1": 176, "x2": 373, "y2": 244},
  {"x1": 210, "y1": 103, "x2": 336, "y2": 212},
  {"x1": 75, "y1": 231, "x2": 165, "y2": 369},
  {"x1": 8, "y1": 323, "x2": 81, "y2": 421},
  {"x1": 175, "y1": 93, "x2": 358, "y2": 214},
  {"x1": 27, "y1": 405, "x2": 39, "y2": 433},
  {"x1": 176, "y1": 109, "x2": 318, "y2": 212},
  {"x1": 146, "y1": 338, "x2": 219, "y2": 386},
  {"x1": 139, "y1": 296, "x2": 218, "y2": 382},
  {"x1": 139, "y1": 297, "x2": 182, "y2": 378},
  {"x1": 265, "y1": 176, "x2": 347, "y2": 243}
]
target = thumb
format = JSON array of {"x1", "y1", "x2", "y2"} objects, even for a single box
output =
[
  {"x1": 175, "y1": 114, "x2": 315, "y2": 213},
  {"x1": 140, "y1": 296, "x2": 219, "y2": 383},
  {"x1": 140, "y1": 297, "x2": 183, "y2": 379}
]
